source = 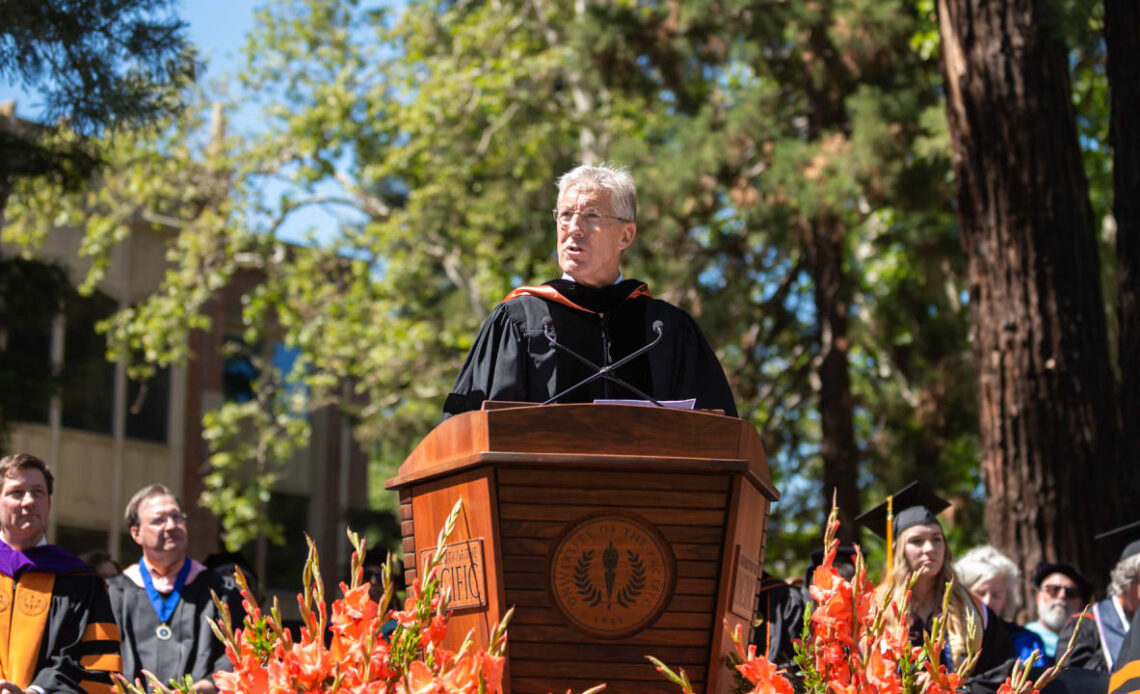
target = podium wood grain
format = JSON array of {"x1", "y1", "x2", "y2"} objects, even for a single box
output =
[{"x1": 388, "y1": 403, "x2": 778, "y2": 694}]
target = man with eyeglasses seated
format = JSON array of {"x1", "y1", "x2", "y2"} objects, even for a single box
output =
[
  {"x1": 108, "y1": 485, "x2": 243, "y2": 693},
  {"x1": 443, "y1": 164, "x2": 737, "y2": 418},
  {"x1": 1023, "y1": 561, "x2": 1091, "y2": 666}
]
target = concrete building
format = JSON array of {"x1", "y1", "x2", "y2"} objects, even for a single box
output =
[{"x1": 1, "y1": 213, "x2": 374, "y2": 597}]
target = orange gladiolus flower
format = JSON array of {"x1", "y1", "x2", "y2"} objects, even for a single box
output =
[
  {"x1": 736, "y1": 652, "x2": 794, "y2": 694},
  {"x1": 864, "y1": 649, "x2": 904, "y2": 694},
  {"x1": 480, "y1": 653, "x2": 505, "y2": 692},
  {"x1": 401, "y1": 660, "x2": 443, "y2": 694}
]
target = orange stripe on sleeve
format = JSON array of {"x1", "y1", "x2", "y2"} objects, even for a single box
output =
[
  {"x1": 1110, "y1": 661, "x2": 1140, "y2": 694},
  {"x1": 79, "y1": 652, "x2": 123, "y2": 672},
  {"x1": 80, "y1": 680, "x2": 116, "y2": 694},
  {"x1": 82, "y1": 622, "x2": 120, "y2": 642}
]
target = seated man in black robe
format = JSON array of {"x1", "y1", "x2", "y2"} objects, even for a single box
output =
[
  {"x1": 443, "y1": 164, "x2": 737, "y2": 418},
  {"x1": 0, "y1": 453, "x2": 122, "y2": 694},
  {"x1": 108, "y1": 485, "x2": 244, "y2": 693}
]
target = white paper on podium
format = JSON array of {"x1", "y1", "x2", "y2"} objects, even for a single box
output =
[{"x1": 592, "y1": 398, "x2": 697, "y2": 410}]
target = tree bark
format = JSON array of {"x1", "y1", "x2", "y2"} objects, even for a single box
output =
[
  {"x1": 806, "y1": 215, "x2": 862, "y2": 543},
  {"x1": 798, "y1": 13, "x2": 862, "y2": 545},
  {"x1": 937, "y1": 0, "x2": 1124, "y2": 586},
  {"x1": 1106, "y1": 0, "x2": 1140, "y2": 484}
]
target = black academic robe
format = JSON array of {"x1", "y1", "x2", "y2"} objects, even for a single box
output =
[
  {"x1": 1110, "y1": 609, "x2": 1140, "y2": 694},
  {"x1": 750, "y1": 572, "x2": 805, "y2": 668},
  {"x1": 0, "y1": 571, "x2": 123, "y2": 693},
  {"x1": 1060, "y1": 596, "x2": 1131, "y2": 672},
  {"x1": 909, "y1": 602, "x2": 1016, "y2": 694},
  {"x1": 108, "y1": 564, "x2": 243, "y2": 687},
  {"x1": 443, "y1": 279, "x2": 738, "y2": 417}
]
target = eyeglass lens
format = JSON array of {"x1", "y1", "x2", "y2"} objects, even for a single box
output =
[{"x1": 1042, "y1": 584, "x2": 1078, "y2": 598}]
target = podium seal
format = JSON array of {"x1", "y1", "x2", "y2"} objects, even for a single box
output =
[{"x1": 548, "y1": 513, "x2": 675, "y2": 639}]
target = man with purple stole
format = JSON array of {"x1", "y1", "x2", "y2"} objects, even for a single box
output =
[
  {"x1": 0, "y1": 453, "x2": 122, "y2": 694},
  {"x1": 107, "y1": 485, "x2": 242, "y2": 693}
]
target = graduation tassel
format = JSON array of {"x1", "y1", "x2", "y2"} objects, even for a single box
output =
[{"x1": 885, "y1": 495, "x2": 894, "y2": 576}]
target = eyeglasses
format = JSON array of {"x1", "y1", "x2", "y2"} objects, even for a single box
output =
[
  {"x1": 1040, "y1": 584, "x2": 1081, "y2": 599},
  {"x1": 552, "y1": 208, "x2": 631, "y2": 228},
  {"x1": 146, "y1": 512, "x2": 188, "y2": 528}
]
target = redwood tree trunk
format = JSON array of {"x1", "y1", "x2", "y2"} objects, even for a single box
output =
[
  {"x1": 937, "y1": 0, "x2": 1124, "y2": 586},
  {"x1": 1106, "y1": 0, "x2": 1140, "y2": 483},
  {"x1": 805, "y1": 215, "x2": 861, "y2": 544},
  {"x1": 799, "y1": 9, "x2": 862, "y2": 544}
]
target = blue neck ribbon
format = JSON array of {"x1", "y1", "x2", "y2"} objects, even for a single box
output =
[{"x1": 139, "y1": 558, "x2": 192, "y2": 624}]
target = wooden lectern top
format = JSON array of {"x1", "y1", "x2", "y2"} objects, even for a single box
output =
[{"x1": 386, "y1": 403, "x2": 778, "y2": 502}]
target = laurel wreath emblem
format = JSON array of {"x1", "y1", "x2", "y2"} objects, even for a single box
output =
[
  {"x1": 616, "y1": 550, "x2": 646, "y2": 608},
  {"x1": 574, "y1": 550, "x2": 603, "y2": 607},
  {"x1": 574, "y1": 549, "x2": 646, "y2": 610}
]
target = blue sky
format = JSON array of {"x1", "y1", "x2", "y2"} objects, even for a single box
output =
[
  {"x1": 2, "y1": 0, "x2": 258, "y2": 117},
  {"x1": 1, "y1": 0, "x2": 351, "y2": 243}
]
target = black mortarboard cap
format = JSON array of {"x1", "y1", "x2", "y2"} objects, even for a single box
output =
[
  {"x1": 1094, "y1": 520, "x2": 1140, "y2": 564},
  {"x1": 854, "y1": 481, "x2": 951, "y2": 540}
]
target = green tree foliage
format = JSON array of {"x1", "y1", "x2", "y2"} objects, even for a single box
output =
[{"x1": 0, "y1": 0, "x2": 196, "y2": 189}]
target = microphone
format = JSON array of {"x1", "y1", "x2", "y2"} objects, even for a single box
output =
[{"x1": 540, "y1": 317, "x2": 666, "y2": 406}]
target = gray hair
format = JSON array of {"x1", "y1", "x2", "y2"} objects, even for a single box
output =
[
  {"x1": 954, "y1": 544, "x2": 1022, "y2": 618},
  {"x1": 125, "y1": 483, "x2": 181, "y2": 527},
  {"x1": 556, "y1": 164, "x2": 637, "y2": 222},
  {"x1": 1109, "y1": 554, "x2": 1140, "y2": 598}
]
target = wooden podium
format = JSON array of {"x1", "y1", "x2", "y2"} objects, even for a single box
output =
[{"x1": 386, "y1": 403, "x2": 778, "y2": 694}]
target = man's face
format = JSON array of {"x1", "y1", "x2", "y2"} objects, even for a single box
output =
[
  {"x1": 130, "y1": 494, "x2": 189, "y2": 560},
  {"x1": 555, "y1": 184, "x2": 636, "y2": 288},
  {"x1": 0, "y1": 468, "x2": 51, "y2": 550},
  {"x1": 1036, "y1": 571, "x2": 1082, "y2": 631},
  {"x1": 1122, "y1": 577, "x2": 1140, "y2": 614}
]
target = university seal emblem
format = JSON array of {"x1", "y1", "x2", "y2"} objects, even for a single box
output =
[
  {"x1": 548, "y1": 513, "x2": 674, "y2": 639},
  {"x1": 0, "y1": 587, "x2": 10, "y2": 613},
  {"x1": 18, "y1": 588, "x2": 50, "y2": 617}
]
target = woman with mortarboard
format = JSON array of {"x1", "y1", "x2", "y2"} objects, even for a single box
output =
[{"x1": 856, "y1": 482, "x2": 1016, "y2": 694}]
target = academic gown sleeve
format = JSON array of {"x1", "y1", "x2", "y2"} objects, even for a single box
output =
[
  {"x1": 31, "y1": 573, "x2": 123, "y2": 694},
  {"x1": 1110, "y1": 610, "x2": 1140, "y2": 694},
  {"x1": 647, "y1": 303, "x2": 738, "y2": 417},
  {"x1": 1005, "y1": 620, "x2": 1048, "y2": 666},
  {"x1": 184, "y1": 570, "x2": 242, "y2": 681},
  {"x1": 1058, "y1": 610, "x2": 1108, "y2": 672},
  {"x1": 966, "y1": 606, "x2": 1017, "y2": 694},
  {"x1": 751, "y1": 576, "x2": 805, "y2": 667},
  {"x1": 442, "y1": 304, "x2": 529, "y2": 418}
]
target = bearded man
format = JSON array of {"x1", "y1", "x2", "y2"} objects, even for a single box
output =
[{"x1": 1024, "y1": 562, "x2": 1090, "y2": 664}]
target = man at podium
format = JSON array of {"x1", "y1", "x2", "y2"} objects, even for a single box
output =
[{"x1": 443, "y1": 164, "x2": 737, "y2": 418}]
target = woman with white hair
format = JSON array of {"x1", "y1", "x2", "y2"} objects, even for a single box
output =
[{"x1": 956, "y1": 544, "x2": 1048, "y2": 665}]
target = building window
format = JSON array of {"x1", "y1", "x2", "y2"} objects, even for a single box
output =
[
  {"x1": 0, "y1": 257, "x2": 67, "y2": 426},
  {"x1": 223, "y1": 337, "x2": 303, "y2": 404},
  {"x1": 249, "y1": 492, "x2": 310, "y2": 592},
  {"x1": 126, "y1": 365, "x2": 170, "y2": 443},
  {"x1": 60, "y1": 291, "x2": 116, "y2": 435}
]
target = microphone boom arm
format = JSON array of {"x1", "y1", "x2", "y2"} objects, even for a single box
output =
[{"x1": 541, "y1": 321, "x2": 666, "y2": 406}]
